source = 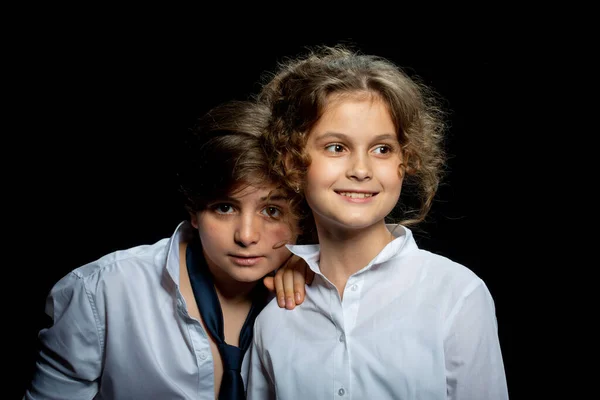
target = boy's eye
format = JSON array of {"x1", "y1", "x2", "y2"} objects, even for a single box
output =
[
  {"x1": 262, "y1": 206, "x2": 282, "y2": 218},
  {"x1": 214, "y1": 204, "x2": 234, "y2": 214},
  {"x1": 324, "y1": 144, "x2": 344, "y2": 153}
]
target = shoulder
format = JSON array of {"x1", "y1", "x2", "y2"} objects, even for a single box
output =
[
  {"x1": 407, "y1": 248, "x2": 486, "y2": 301},
  {"x1": 79, "y1": 239, "x2": 168, "y2": 277},
  {"x1": 52, "y1": 238, "x2": 171, "y2": 296},
  {"x1": 253, "y1": 298, "x2": 290, "y2": 345},
  {"x1": 410, "y1": 249, "x2": 501, "y2": 322},
  {"x1": 390, "y1": 226, "x2": 482, "y2": 295},
  {"x1": 419, "y1": 248, "x2": 480, "y2": 281},
  {"x1": 45, "y1": 238, "x2": 173, "y2": 321}
]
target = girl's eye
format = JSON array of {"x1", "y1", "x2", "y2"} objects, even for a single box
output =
[
  {"x1": 262, "y1": 206, "x2": 282, "y2": 218},
  {"x1": 324, "y1": 144, "x2": 344, "y2": 153},
  {"x1": 214, "y1": 204, "x2": 234, "y2": 214},
  {"x1": 373, "y1": 145, "x2": 392, "y2": 154}
]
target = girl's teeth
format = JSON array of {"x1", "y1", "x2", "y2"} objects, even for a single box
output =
[{"x1": 340, "y1": 192, "x2": 372, "y2": 198}]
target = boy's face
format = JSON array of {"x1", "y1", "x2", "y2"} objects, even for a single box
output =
[
  {"x1": 192, "y1": 184, "x2": 297, "y2": 285},
  {"x1": 304, "y1": 94, "x2": 404, "y2": 232}
]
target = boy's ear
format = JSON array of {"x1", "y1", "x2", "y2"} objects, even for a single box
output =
[{"x1": 189, "y1": 212, "x2": 200, "y2": 229}]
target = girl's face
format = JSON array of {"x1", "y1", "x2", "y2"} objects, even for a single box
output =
[
  {"x1": 192, "y1": 183, "x2": 297, "y2": 285},
  {"x1": 304, "y1": 94, "x2": 404, "y2": 233}
]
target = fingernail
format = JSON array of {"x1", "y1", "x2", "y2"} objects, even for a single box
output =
[
  {"x1": 279, "y1": 297, "x2": 285, "y2": 307},
  {"x1": 295, "y1": 292, "x2": 301, "y2": 303},
  {"x1": 286, "y1": 296, "x2": 293, "y2": 308}
]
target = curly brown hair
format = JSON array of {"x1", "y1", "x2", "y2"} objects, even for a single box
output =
[{"x1": 257, "y1": 45, "x2": 448, "y2": 227}]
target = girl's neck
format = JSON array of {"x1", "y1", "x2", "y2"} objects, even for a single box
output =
[{"x1": 316, "y1": 221, "x2": 394, "y2": 297}]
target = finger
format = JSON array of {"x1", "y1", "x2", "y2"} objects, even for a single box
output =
[
  {"x1": 283, "y1": 268, "x2": 296, "y2": 310},
  {"x1": 263, "y1": 276, "x2": 275, "y2": 292},
  {"x1": 274, "y1": 268, "x2": 286, "y2": 308},
  {"x1": 292, "y1": 269, "x2": 305, "y2": 305}
]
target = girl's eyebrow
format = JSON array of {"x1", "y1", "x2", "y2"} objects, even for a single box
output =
[
  {"x1": 371, "y1": 134, "x2": 398, "y2": 142},
  {"x1": 315, "y1": 132, "x2": 398, "y2": 142},
  {"x1": 313, "y1": 131, "x2": 346, "y2": 140}
]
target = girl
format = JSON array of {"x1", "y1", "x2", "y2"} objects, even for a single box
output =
[{"x1": 248, "y1": 45, "x2": 509, "y2": 400}]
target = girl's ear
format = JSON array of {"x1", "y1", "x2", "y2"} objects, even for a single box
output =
[
  {"x1": 402, "y1": 149, "x2": 417, "y2": 175},
  {"x1": 283, "y1": 152, "x2": 301, "y2": 193},
  {"x1": 283, "y1": 147, "x2": 310, "y2": 193},
  {"x1": 189, "y1": 212, "x2": 200, "y2": 229},
  {"x1": 283, "y1": 152, "x2": 295, "y2": 172}
]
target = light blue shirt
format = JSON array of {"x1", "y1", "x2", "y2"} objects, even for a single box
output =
[{"x1": 25, "y1": 221, "x2": 252, "y2": 400}]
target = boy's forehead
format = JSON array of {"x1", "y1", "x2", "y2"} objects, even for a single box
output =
[{"x1": 230, "y1": 182, "x2": 287, "y2": 201}]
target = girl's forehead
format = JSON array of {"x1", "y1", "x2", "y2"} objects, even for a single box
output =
[
  {"x1": 312, "y1": 95, "x2": 395, "y2": 135},
  {"x1": 323, "y1": 90, "x2": 382, "y2": 108},
  {"x1": 318, "y1": 91, "x2": 392, "y2": 124}
]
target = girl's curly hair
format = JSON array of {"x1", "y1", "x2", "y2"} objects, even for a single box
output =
[{"x1": 257, "y1": 45, "x2": 448, "y2": 228}]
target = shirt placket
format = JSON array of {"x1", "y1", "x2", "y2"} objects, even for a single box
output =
[
  {"x1": 333, "y1": 275, "x2": 363, "y2": 399},
  {"x1": 176, "y1": 293, "x2": 214, "y2": 399}
]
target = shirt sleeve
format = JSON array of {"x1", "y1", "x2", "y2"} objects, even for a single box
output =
[
  {"x1": 246, "y1": 321, "x2": 276, "y2": 400},
  {"x1": 24, "y1": 271, "x2": 103, "y2": 400},
  {"x1": 444, "y1": 280, "x2": 509, "y2": 400}
]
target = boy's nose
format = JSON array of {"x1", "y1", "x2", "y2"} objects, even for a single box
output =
[{"x1": 234, "y1": 216, "x2": 260, "y2": 247}]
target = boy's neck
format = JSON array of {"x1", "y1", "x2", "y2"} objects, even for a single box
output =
[
  {"x1": 180, "y1": 242, "x2": 256, "y2": 305},
  {"x1": 207, "y1": 264, "x2": 257, "y2": 305},
  {"x1": 316, "y1": 221, "x2": 394, "y2": 298}
]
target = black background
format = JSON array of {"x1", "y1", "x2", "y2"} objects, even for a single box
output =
[{"x1": 10, "y1": 10, "x2": 566, "y2": 399}]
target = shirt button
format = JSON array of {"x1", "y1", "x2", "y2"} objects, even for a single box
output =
[
  {"x1": 338, "y1": 388, "x2": 345, "y2": 396},
  {"x1": 339, "y1": 334, "x2": 345, "y2": 342},
  {"x1": 351, "y1": 284, "x2": 358, "y2": 291},
  {"x1": 199, "y1": 352, "x2": 208, "y2": 360}
]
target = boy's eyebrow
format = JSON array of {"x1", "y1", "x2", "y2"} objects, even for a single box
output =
[
  {"x1": 259, "y1": 194, "x2": 288, "y2": 202},
  {"x1": 215, "y1": 193, "x2": 288, "y2": 204},
  {"x1": 213, "y1": 196, "x2": 240, "y2": 204}
]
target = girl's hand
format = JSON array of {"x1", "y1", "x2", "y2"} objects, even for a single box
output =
[{"x1": 263, "y1": 255, "x2": 314, "y2": 310}]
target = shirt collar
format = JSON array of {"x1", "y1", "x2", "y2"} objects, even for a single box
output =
[
  {"x1": 286, "y1": 224, "x2": 419, "y2": 276},
  {"x1": 164, "y1": 220, "x2": 196, "y2": 286}
]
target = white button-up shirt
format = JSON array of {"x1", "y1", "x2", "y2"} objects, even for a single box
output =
[
  {"x1": 248, "y1": 225, "x2": 508, "y2": 400},
  {"x1": 24, "y1": 221, "x2": 252, "y2": 400}
]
